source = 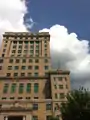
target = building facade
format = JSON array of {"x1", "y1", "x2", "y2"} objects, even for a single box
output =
[{"x1": 0, "y1": 32, "x2": 70, "y2": 120}]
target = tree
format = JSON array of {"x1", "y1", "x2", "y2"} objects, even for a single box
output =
[
  {"x1": 50, "y1": 116, "x2": 59, "y2": 120},
  {"x1": 60, "y1": 87, "x2": 90, "y2": 120}
]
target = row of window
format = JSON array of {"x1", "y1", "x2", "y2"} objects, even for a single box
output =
[
  {"x1": 32, "y1": 115, "x2": 56, "y2": 120},
  {"x1": 3, "y1": 41, "x2": 47, "y2": 47},
  {"x1": 55, "y1": 93, "x2": 65, "y2": 99},
  {"x1": 6, "y1": 72, "x2": 48, "y2": 77},
  {"x1": 54, "y1": 77, "x2": 67, "y2": 81},
  {"x1": 3, "y1": 83, "x2": 39, "y2": 94},
  {"x1": 1, "y1": 53, "x2": 48, "y2": 57},
  {"x1": 7, "y1": 65, "x2": 49, "y2": 70},
  {"x1": 54, "y1": 84, "x2": 68, "y2": 89},
  {"x1": 12, "y1": 45, "x2": 39, "y2": 49},
  {"x1": 1, "y1": 97, "x2": 38, "y2": 100},
  {"x1": 0, "y1": 59, "x2": 49, "y2": 63},
  {"x1": 11, "y1": 50, "x2": 40, "y2": 54},
  {"x1": 0, "y1": 101, "x2": 51, "y2": 111}
]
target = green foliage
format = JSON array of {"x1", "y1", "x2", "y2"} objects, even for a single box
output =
[
  {"x1": 50, "y1": 116, "x2": 59, "y2": 120},
  {"x1": 60, "y1": 87, "x2": 90, "y2": 120}
]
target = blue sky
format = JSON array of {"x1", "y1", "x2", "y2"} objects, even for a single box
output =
[{"x1": 25, "y1": 0, "x2": 90, "y2": 40}]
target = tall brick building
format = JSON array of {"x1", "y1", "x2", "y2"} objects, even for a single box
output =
[{"x1": 0, "y1": 32, "x2": 70, "y2": 120}]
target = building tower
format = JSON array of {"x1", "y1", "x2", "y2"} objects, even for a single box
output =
[{"x1": 0, "y1": 32, "x2": 70, "y2": 120}]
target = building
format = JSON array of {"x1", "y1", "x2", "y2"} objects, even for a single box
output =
[{"x1": 0, "y1": 32, "x2": 70, "y2": 120}]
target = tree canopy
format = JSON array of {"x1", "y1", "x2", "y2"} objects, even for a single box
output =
[{"x1": 60, "y1": 87, "x2": 90, "y2": 120}]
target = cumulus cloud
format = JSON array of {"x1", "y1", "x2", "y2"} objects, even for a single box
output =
[
  {"x1": 0, "y1": 0, "x2": 90, "y2": 89},
  {"x1": 0, "y1": 0, "x2": 30, "y2": 44},
  {"x1": 39, "y1": 25, "x2": 90, "y2": 89}
]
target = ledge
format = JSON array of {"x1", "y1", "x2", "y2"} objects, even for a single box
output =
[{"x1": 3, "y1": 32, "x2": 50, "y2": 37}]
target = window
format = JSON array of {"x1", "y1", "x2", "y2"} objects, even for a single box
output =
[
  {"x1": 29, "y1": 59, "x2": 33, "y2": 63},
  {"x1": 5, "y1": 41, "x2": 8, "y2": 43},
  {"x1": 9, "y1": 59, "x2": 13, "y2": 63},
  {"x1": 14, "y1": 66, "x2": 19, "y2": 70},
  {"x1": 59, "y1": 85, "x2": 63, "y2": 89},
  {"x1": 36, "y1": 46, "x2": 39, "y2": 49},
  {"x1": 44, "y1": 59, "x2": 48, "y2": 63},
  {"x1": 26, "y1": 97, "x2": 31, "y2": 100},
  {"x1": 32, "y1": 116, "x2": 38, "y2": 120},
  {"x1": 3, "y1": 83, "x2": 9, "y2": 93},
  {"x1": 19, "y1": 41, "x2": 23, "y2": 44},
  {"x1": 35, "y1": 59, "x2": 39, "y2": 63},
  {"x1": 2, "y1": 97, "x2": 7, "y2": 100},
  {"x1": 35, "y1": 66, "x2": 39, "y2": 70},
  {"x1": 28, "y1": 66, "x2": 32, "y2": 70},
  {"x1": 28, "y1": 73, "x2": 32, "y2": 76},
  {"x1": 36, "y1": 50, "x2": 39, "y2": 53},
  {"x1": 54, "y1": 85, "x2": 57, "y2": 89},
  {"x1": 45, "y1": 44, "x2": 47, "y2": 47},
  {"x1": 24, "y1": 41, "x2": 28, "y2": 44},
  {"x1": 34, "y1": 97, "x2": 38, "y2": 99},
  {"x1": 30, "y1": 50, "x2": 34, "y2": 53},
  {"x1": 2, "y1": 54, "x2": 5, "y2": 57},
  {"x1": 34, "y1": 83, "x2": 39, "y2": 93},
  {"x1": 35, "y1": 41, "x2": 39, "y2": 44},
  {"x1": 13, "y1": 41, "x2": 17, "y2": 44},
  {"x1": 3, "y1": 49, "x2": 6, "y2": 52},
  {"x1": 22, "y1": 66, "x2": 26, "y2": 70},
  {"x1": 18, "y1": 50, "x2": 22, "y2": 53},
  {"x1": 33, "y1": 104, "x2": 38, "y2": 110},
  {"x1": 19, "y1": 83, "x2": 24, "y2": 93},
  {"x1": 8, "y1": 66, "x2": 12, "y2": 70},
  {"x1": 26, "y1": 83, "x2": 31, "y2": 93},
  {"x1": 12, "y1": 50, "x2": 15, "y2": 53},
  {"x1": 45, "y1": 54, "x2": 47, "y2": 56},
  {"x1": 21, "y1": 73, "x2": 25, "y2": 76},
  {"x1": 34, "y1": 73, "x2": 38, "y2": 77},
  {"x1": 22, "y1": 59, "x2": 26, "y2": 63},
  {"x1": 10, "y1": 97, "x2": 15, "y2": 100},
  {"x1": 13, "y1": 45, "x2": 16, "y2": 48},
  {"x1": 66, "y1": 85, "x2": 68, "y2": 89},
  {"x1": 30, "y1": 45, "x2": 34, "y2": 49},
  {"x1": 14, "y1": 73, "x2": 18, "y2": 77},
  {"x1": 45, "y1": 72, "x2": 48, "y2": 76},
  {"x1": 16, "y1": 59, "x2": 20, "y2": 63},
  {"x1": 58, "y1": 77, "x2": 62, "y2": 81},
  {"x1": 60, "y1": 93, "x2": 65, "y2": 99},
  {"x1": 46, "y1": 116, "x2": 52, "y2": 120},
  {"x1": 24, "y1": 50, "x2": 28, "y2": 53},
  {"x1": 30, "y1": 41, "x2": 34, "y2": 44},
  {"x1": 55, "y1": 103, "x2": 59, "y2": 111},
  {"x1": 11, "y1": 83, "x2": 16, "y2": 93},
  {"x1": 6, "y1": 73, "x2": 11, "y2": 77},
  {"x1": 0, "y1": 59, "x2": 3, "y2": 63},
  {"x1": 45, "y1": 66, "x2": 49, "y2": 70},
  {"x1": 17, "y1": 54, "x2": 21, "y2": 57},
  {"x1": 0, "y1": 66, "x2": 2, "y2": 70},
  {"x1": 65, "y1": 77, "x2": 67, "y2": 81},
  {"x1": 46, "y1": 103, "x2": 52, "y2": 110},
  {"x1": 18, "y1": 97, "x2": 23, "y2": 99},
  {"x1": 55, "y1": 93, "x2": 58, "y2": 99},
  {"x1": 18, "y1": 45, "x2": 22, "y2": 49}
]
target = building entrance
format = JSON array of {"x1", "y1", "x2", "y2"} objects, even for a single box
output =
[{"x1": 8, "y1": 116, "x2": 23, "y2": 120}]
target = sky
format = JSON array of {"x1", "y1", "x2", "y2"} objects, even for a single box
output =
[
  {"x1": 0, "y1": 0, "x2": 90, "y2": 89},
  {"x1": 27, "y1": 0, "x2": 90, "y2": 40}
]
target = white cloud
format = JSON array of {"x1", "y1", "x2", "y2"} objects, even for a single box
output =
[
  {"x1": 0, "y1": 0, "x2": 90, "y2": 89},
  {"x1": 0, "y1": 0, "x2": 28, "y2": 44},
  {"x1": 40, "y1": 24, "x2": 90, "y2": 89}
]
